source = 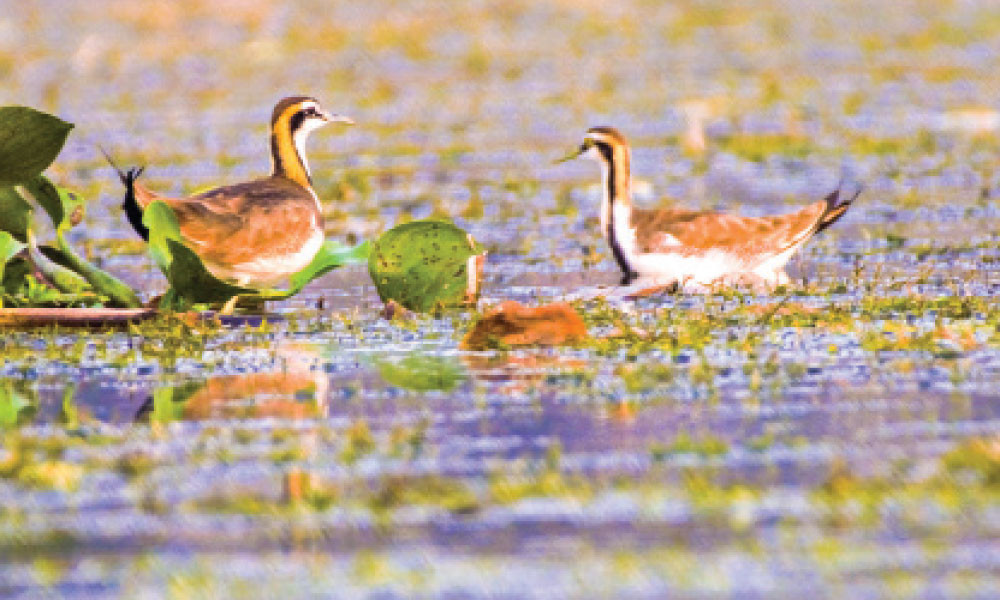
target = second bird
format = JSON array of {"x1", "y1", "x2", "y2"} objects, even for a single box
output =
[
  {"x1": 110, "y1": 96, "x2": 353, "y2": 288},
  {"x1": 558, "y1": 127, "x2": 859, "y2": 291}
]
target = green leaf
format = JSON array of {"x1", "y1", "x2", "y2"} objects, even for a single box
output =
[
  {"x1": 21, "y1": 175, "x2": 83, "y2": 231},
  {"x1": 264, "y1": 239, "x2": 371, "y2": 299},
  {"x1": 142, "y1": 200, "x2": 181, "y2": 274},
  {"x1": 0, "y1": 106, "x2": 74, "y2": 186},
  {"x1": 0, "y1": 231, "x2": 24, "y2": 307},
  {"x1": 0, "y1": 185, "x2": 31, "y2": 240},
  {"x1": 167, "y1": 238, "x2": 254, "y2": 303},
  {"x1": 142, "y1": 200, "x2": 251, "y2": 303},
  {"x1": 368, "y1": 220, "x2": 485, "y2": 312},
  {"x1": 376, "y1": 354, "x2": 466, "y2": 391},
  {"x1": 61, "y1": 385, "x2": 79, "y2": 428},
  {"x1": 0, "y1": 230, "x2": 25, "y2": 281},
  {"x1": 12, "y1": 177, "x2": 140, "y2": 307},
  {"x1": 1, "y1": 256, "x2": 30, "y2": 296},
  {"x1": 53, "y1": 231, "x2": 140, "y2": 307},
  {"x1": 0, "y1": 381, "x2": 34, "y2": 428}
]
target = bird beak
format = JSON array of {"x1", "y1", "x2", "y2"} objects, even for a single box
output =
[
  {"x1": 553, "y1": 143, "x2": 587, "y2": 164},
  {"x1": 323, "y1": 111, "x2": 354, "y2": 125}
]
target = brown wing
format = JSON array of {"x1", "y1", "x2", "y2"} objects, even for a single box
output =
[
  {"x1": 163, "y1": 176, "x2": 321, "y2": 266},
  {"x1": 634, "y1": 200, "x2": 828, "y2": 262}
]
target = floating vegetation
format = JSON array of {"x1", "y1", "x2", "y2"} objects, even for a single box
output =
[{"x1": 368, "y1": 220, "x2": 485, "y2": 312}]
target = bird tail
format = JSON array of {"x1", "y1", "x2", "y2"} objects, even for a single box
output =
[
  {"x1": 99, "y1": 146, "x2": 149, "y2": 242},
  {"x1": 814, "y1": 180, "x2": 862, "y2": 235}
]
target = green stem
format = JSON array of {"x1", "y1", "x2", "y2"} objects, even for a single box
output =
[
  {"x1": 55, "y1": 228, "x2": 141, "y2": 308},
  {"x1": 25, "y1": 228, "x2": 90, "y2": 294}
]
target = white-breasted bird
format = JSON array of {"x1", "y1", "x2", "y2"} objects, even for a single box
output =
[{"x1": 558, "y1": 126, "x2": 859, "y2": 291}]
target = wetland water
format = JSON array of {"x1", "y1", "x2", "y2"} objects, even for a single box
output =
[{"x1": 2, "y1": 0, "x2": 1000, "y2": 597}]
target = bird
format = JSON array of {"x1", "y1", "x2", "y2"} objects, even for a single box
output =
[
  {"x1": 106, "y1": 96, "x2": 353, "y2": 291},
  {"x1": 557, "y1": 126, "x2": 860, "y2": 291}
]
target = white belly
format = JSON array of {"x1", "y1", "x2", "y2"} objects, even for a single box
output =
[
  {"x1": 631, "y1": 250, "x2": 742, "y2": 287},
  {"x1": 207, "y1": 229, "x2": 324, "y2": 288}
]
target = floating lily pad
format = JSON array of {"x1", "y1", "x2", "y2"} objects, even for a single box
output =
[
  {"x1": 368, "y1": 220, "x2": 485, "y2": 312},
  {"x1": 0, "y1": 106, "x2": 73, "y2": 186}
]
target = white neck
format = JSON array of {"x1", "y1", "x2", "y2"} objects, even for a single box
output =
[
  {"x1": 597, "y1": 148, "x2": 636, "y2": 279},
  {"x1": 293, "y1": 125, "x2": 313, "y2": 179}
]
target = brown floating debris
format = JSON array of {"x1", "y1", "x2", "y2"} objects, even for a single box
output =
[{"x1": 461, "y1": 301, "x2": 588, "y2": 350}]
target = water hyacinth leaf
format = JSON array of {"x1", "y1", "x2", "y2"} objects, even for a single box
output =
[
  {"x1": 14, "y1": 178, "x2": 139, "y2": 307},
  {"x1": 1, "y1": 257, "x2": 30, "y2": 296},
  {"x1": 0, "y1": 231, "x2": 25, "y2": 280},
  {"x1": 142, "y1": 200, "x2": 252, "y2": 303},
  {"x1": 166, "y1": 239, "x2": 254, "y2": 303},
  {"x1": 22, "y1": 175, "x2": 83, "y2": 231},
  {"x1": 376, "y1": 354, "x2": 467, "y2": 392},
  {"x1": 142, "y1": 200, "x2": 181, "y2": 274},
  {"x1": 0, "y1": 231, "x2": 25, "y2": 307},
  {"x1": 0, "y1": 185, "x2": 32, "y2": 240},
  {"x1": 0, "y1": 106, "x2": 74, "y2": 186},
  {"x1": 368, "y1": 220, "x2": 486, "y2": 313},
  {"x1": 8, "y1": 175, "x2": 142, "y2": 308},
  {"x1": 266, "y1": 239, "x2": 371, "y2": 299}
]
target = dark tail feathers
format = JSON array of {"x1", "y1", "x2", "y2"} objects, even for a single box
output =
[
  {"x1": 99, "y1": 146, "x2": 149, "y2": 242},
  {"x1": 815, "y1": 180, "x2": 862, "y2": 235}
]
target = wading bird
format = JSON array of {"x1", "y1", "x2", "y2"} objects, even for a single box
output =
[
  {"x1": 557, "y1": 126, "x2": 859, "y2": 291},
  {"x1": 107, "y1": 96, "x2": 353, "y2": 293}
]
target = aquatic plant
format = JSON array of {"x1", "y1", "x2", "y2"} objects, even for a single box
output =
[
  {"x1": 0, "y1": 106, "x2": 140, "y2": 308},
  {"x1": 368, "y1": 219, "x2": 485, "y2": 312}
]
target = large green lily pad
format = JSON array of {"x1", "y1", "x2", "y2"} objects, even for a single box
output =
[
  {"x1": 0, "y1": 106, "x2": 73, "y2": 186},
  {"x1": 368, "y1": 220, "x2": 485, "y2": 313}
]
